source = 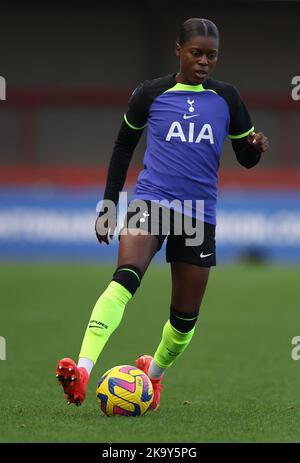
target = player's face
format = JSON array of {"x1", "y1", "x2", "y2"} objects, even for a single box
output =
[{"x1": 176, "y1": 35, "x2": 218, "y2": 85}]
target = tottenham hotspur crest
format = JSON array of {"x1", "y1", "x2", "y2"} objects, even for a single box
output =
[{"x1": 187, "y1": 97, "x2": 195, "y2": 113}]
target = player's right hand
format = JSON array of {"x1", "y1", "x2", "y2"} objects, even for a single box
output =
[{"x1": 95, "y1": 213, "x2": 116, "y2": 246}]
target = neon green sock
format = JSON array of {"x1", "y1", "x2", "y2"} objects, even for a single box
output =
[
  {"x1": 153, "y1": 320, "x2": 195, "y2": 369},
  {"x1": 79, "y1": 281, "x2": 132, "y2": 364}
]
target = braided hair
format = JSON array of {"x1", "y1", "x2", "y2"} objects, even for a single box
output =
[{"x1": 178, "y1": 18, "x2": 219, "y2": 45}]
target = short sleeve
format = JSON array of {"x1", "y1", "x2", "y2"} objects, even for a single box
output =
[
  {"x1": 124, "y1": 82, "x2": 150, "y2": 130},
  {"x1": 228, "y1": 86, "x2": 254, "y2": 139}
]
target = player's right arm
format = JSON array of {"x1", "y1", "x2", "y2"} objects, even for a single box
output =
[{"x1": 95, "y1": 82, "x2": 149, "y2": 245}]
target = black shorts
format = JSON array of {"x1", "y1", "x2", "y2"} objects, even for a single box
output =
[{"x1": 120, "y1": 200, "x2": 216, "y2": 267}]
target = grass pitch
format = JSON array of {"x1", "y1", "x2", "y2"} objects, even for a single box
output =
[{"x1": 0, "y1": 262, "x2": 299, "y2": 443}]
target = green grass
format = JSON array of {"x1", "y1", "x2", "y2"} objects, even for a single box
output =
[{"x1": 0, "y1": 262, "x2": 300, "y2": 443}]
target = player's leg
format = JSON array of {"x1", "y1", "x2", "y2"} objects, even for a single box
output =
[
  {"x1": 150, "y1": 261, "x2": 210, "y2": 373},
  {"x1": 56, "y1": 232, "x2": 159, "y2": 405},
  {"x1": 137, "y1": 262, "x2": 210, "y2": 410},
  {"x1": 78, "y1": 232, "x2": 159, "y2": 365},
  {"x1": 137, "y1": 220, "x2": 215, "y2": 409}
]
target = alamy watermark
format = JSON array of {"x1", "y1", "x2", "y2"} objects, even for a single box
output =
[
  {"x1": 291, "y1": 76, "x2": 300, "y2": 101},
  {"x1": 96, "y1": 192, "x2": 206, "y2": 246},
  {"x1": 291, "y1": 336, "x2": 300, "y2": 360},
  {"x1": 0, "y1": 76, "x2": 6, "y2": 100},
  {"x1": 0, "y1": 336, "x2": 6, "y2": 360}
]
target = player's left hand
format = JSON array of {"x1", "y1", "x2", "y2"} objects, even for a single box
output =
[
  {"x1": 95, "y1": 214, "x2": 116, "y2": 245},
  {"x1": 247, "y1": 131, "x2": 269, "y2": 152}
]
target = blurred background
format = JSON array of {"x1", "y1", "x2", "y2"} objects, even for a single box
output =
[{"x1": 0, "y1": 0, "x2": 299, "y2": 262}]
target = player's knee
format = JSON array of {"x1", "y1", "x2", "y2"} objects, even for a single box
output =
[
  {"x1": 112, "y1": 265, "x2": 142, "y2": 296},
  {"x1": 170, "y1": 306, "x2": 199, "y2": 333}
]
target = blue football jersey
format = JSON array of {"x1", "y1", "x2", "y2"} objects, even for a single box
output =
[{"x1": 124, "y1": 73, "x2": 254, "y2": 224}]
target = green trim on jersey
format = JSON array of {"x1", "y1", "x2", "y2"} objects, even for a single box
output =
[
  {"x1": 164, "y1": 82, "x2": 219, "y2": 94},
  {"x1": 228, "y1": 126, "x2": 254, "y2": 139},
  {"x1": 164, "y1": 82, "x2": 205, "y2": 93},
  {"x1": 124, "y1": 113, "x2": 147, "y2": 130},
  {"x1": 206, "y1": 88, "x2": 218, "y2": 94}
]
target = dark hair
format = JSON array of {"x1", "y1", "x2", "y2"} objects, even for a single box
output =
[{"x1": 178, "y1": 18, "x2": 219, "y2": 45}]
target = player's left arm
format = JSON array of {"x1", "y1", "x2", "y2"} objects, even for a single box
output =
[
  {"x1": 228, "y1": 85, "x2": 269, "y2": 168},
  {"x1": 231, "y1": 131, "x2": 269, "y2": 169}
]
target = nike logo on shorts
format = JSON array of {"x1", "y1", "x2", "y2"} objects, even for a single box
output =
[{"x1": 200, "y1": 252, "x2": 213, "y2": 258}]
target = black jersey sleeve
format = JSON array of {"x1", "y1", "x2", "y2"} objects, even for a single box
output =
[
  {"x1": 100, "y1": 81, "x2": 150, "y2": 208},
  {"x1": 227, "y1": 86, "x2": 254, "y2": 139},
  {"x1": 124, "y1": 74, "x2": 176, "y2": 130},
  {"x1": 227, "y1": 86, "x2": 261, "y2": 168},
  {"x1": 102, "y1": 120, "x2": 143, "y2": 207},
  {"x1": 124, "y1": 81, "x2": 151, "y2": 130},
  {"x1": 231, "y1": 137, "x2": 261, "y2": 169}
]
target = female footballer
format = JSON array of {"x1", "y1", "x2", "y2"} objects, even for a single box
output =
[{"x1": 56, "y1": 18, "x2": 269, "y2": 408}]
